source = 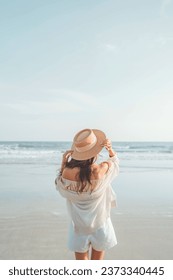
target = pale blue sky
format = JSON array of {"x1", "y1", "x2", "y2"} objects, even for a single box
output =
[{"x1": 0, "y1": 0, "x2": 173, "y2": 141}]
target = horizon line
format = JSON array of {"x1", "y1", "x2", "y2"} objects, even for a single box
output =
[{"x1": 0, "y1": 140, "x2": 173, "y2": 143}]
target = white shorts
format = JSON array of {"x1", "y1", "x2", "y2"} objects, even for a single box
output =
[{"x1": 68, "y1": 218, "x2": 117, "y2": 253}]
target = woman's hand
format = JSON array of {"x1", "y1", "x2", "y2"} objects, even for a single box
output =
[
  {"x1": 59, "y1": 150, "x2": 73, "y2": 175},
  {"x1": 62, "y1": 150, "x2": 73, "y2": 163},
  {"x1": 102, "y1": 139, "x2": 116, "y2": 157},
  {"x1": 102, "y1": 139, "x2": 112, "y2": 151}
]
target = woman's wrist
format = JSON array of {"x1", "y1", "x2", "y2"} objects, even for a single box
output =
[{"x1": 108, "y1": 148, "x2": 116, "y2": 157}]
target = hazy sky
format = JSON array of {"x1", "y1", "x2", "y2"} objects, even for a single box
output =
[{"x1": 0, "y1": 0, "x2": 173, "y2": 141}]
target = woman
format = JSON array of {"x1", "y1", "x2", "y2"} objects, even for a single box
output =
[{"x1": 55, "y1": 128, "x2": 119, "y2": 260}]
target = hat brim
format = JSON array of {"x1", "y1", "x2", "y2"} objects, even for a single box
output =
[{"x1": 71, "y1": 129, "x2": 106, "y2": 160}]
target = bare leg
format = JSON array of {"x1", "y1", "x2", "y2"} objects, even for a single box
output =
[
  {"x1": 75, "y1": 251, "x2": 89, "y2": 260},
  {"x1": 91, "y1": 248, "x2": 105, "y2": 260}
]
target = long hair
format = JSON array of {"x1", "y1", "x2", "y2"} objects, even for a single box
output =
[{"x1": 61, "y1": 157, "x2": 95, "y2": 192}]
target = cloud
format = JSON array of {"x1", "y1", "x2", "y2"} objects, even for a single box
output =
[
  {"x1": 1, "y1": 88, "x2": 104, "y2": 119},
  {"x1": 105, "y1": 44, "x2": 117, "y2": 51},
  {"x1": 54, "y1": 89, "x2": 99, "y2": 107},
  {"x1": 98, "y1": 43, "x2": 119, "y2": 54},
  {"x1": 155, "y1": 35, "x2": 173, "y2": 47},
  {"x1": 4, "y1": 99, "x2": 84, "y2": 118},
  {"x1": 0, "y1": 83, "x2": 100, "y2": 109},
  {"x1": 160, "y1": 0, "x2": 172, "y2": 17}
]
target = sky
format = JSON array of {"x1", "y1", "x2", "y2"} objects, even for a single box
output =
[{"x1": 0, "y1": 0, "x2": 173, "y2": 141}]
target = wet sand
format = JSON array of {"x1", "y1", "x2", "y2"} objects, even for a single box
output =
[
  {"x1": 0, "y1": 164, "x2": 173, "y2": 260},
  {"x1": 0, "y1": 211, "x2": 173, "y2": 260}
]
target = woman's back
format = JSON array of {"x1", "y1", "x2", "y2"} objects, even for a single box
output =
[{"x1": 62, "y1": 161, "x2": 110, "y2": 182}]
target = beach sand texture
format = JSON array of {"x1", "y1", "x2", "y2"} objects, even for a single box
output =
[{"x1": 0, "y1": 141, "x2": 173, "y2": 260}]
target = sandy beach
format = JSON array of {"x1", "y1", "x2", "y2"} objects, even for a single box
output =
[
  {"x1": 0, "y1": 161, "x2": 173, "y2": 260},
  {"x1": 1, "y1": 211, "x2": 172, "y2": 260}
]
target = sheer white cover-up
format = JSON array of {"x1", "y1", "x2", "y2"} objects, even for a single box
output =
[{"x1": 55, "y1": 155, "x2": 119, "y2": 235}]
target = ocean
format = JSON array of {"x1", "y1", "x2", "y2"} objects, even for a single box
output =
[{"x1": 0, "y1": 141, "x2": 173, "y2": 171}]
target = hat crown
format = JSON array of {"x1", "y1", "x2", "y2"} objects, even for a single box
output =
[
  {"x1": 71, "y1": 128, "x2": 106, "y2": 160},
  {"x1": 74, "y1": 129, "x2": 97, "y2": 152}
]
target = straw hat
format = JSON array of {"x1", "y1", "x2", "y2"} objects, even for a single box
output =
[{"x1": 71, "y1": 128, "x2": 106, "y2": 160}]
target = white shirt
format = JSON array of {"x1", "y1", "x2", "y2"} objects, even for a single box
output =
[{"x1": 55, "y1": 155, "x2": 119, "y2": 234}]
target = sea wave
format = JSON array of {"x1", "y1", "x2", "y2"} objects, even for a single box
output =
[{"x1": 0, "y1": 141, "x2": 173, "y2": 165}]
